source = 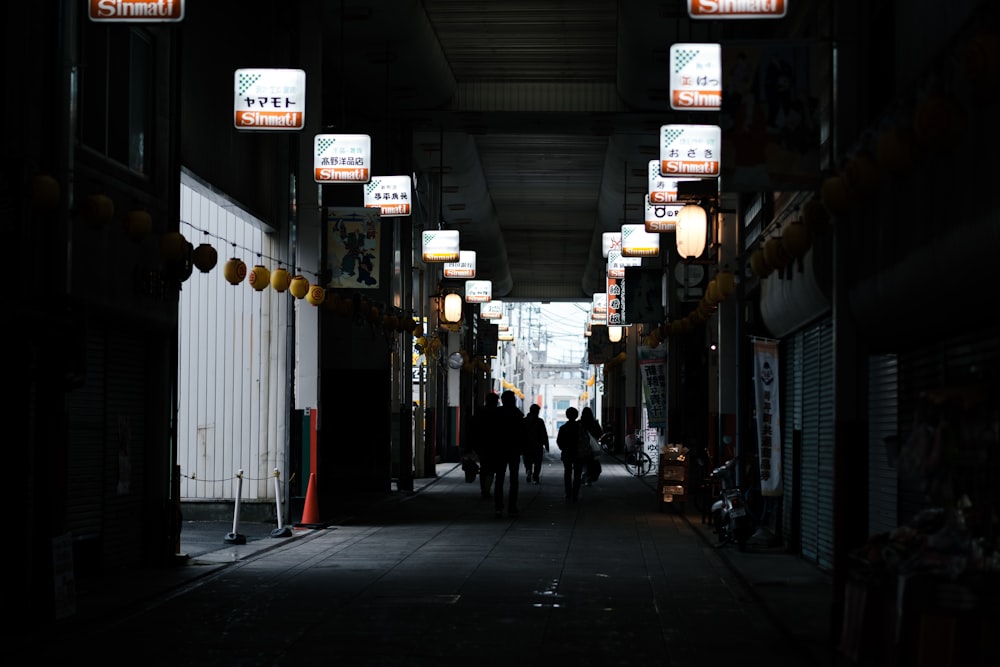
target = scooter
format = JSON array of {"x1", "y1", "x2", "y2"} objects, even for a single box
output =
[{"x1": 710, "y1": 457, "x2": 752, "y2": 549}]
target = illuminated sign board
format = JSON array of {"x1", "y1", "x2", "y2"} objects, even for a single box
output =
[
  {"x1": 314, "y1": 134, "x2": 371, "y2": 183},
  {"x1": 364, "y1": 175, "x2": 411, "y2": 216},
  {"x1": 234, "y1": 68, "x2": 306, "y2": 130}
]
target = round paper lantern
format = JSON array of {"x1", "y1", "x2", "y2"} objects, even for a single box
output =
[
  {"x1": 675, "y1": 203, "x2": 708, "y2": 259},
  {"x1": 716, "y1": 269, "x2": 736, "y2": 298},
  {"x1": 763, "y1": 236, "x2": 790, "y2": 270},
  {"x1": 782, "y1": 220, "x2": 811, "y2": 258},
  {"x1": 84, "y1": 194, "x2": 115, "y2": 226},
  {"x1": 306, "y1": 284, "x2": 326, "y2": 306},
  {"x1": 123, "y1": 209, "x2": 152, "y2": 241},
  {"x1": 192, "y1": 243, "x2": 218, "y2": 273},
  {"x1": 705, "y1": 278, "x2": 721, "y2": 305},
  {"x1": 289, "y1": 274, "x2": 309, "y2": 299},
  {"x1": 914, "y1": 95, "x2": 965, "y2": 151},
  {"x1": 844, "y1": 154, "x2": 881, "y2": 198},
  {"x1": 875, "y1": 126, "x2": 919, "y2": 175},
  {"x1": 28, "y1": 173, "x2": 61, "y2": 211},
  {"x1": 270, "y1": 266, "x2": 291, "y2": 292},
  {"x1": 749, "y1": 248, "x2": 773, "y2": 277},
  {"x1": 248, "y1": 264, "x2": 270, "y2": 291},
  {"x1": 223, "y1": 257, "x2": 247, "y2": 285},
  {"x1": 160, "y1": 231, "x2": 188, "y2": 261},
  {"x1": 820, "y1": 175, "x2": 853, "y2": 215},
  {"x1": 802, "y1": 197, "x2": 831, "y2": 237}
]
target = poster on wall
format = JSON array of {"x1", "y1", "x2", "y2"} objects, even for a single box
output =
[
  {"x1": 326, "y1": 208, "x2": 380, "y2": 289},
  {"x1": 752, "y1": 337, "x2": 783, "y2": 495}
]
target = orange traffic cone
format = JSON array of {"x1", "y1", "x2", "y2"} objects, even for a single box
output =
[{"x1": 294, "y1": 473, "x2": 328, "y2": 529}]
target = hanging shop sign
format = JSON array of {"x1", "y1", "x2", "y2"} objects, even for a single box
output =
[
  {"x1": 607, "y1": 248, "x2": 641, "y2": 279},
  {"x1": 464, "y1": 279, "x2": 492, "y2": 303},
  {"x1": 660, "y1": 124, "x2": 721, "y2": 177},
  {"x1": 752, "y1": 337, "x2": 783, "y2": 495},
  {"x1": 314, "y1": 134, "x2": 371, "y2": 182},
  {"x1": 591, "y1": 293, "x2": 608, "y2": 325},
  {"x1": 88, "y1": 0, "x2": 185, "y2": 21},
  {"x1": 234, "y1": 68, "x2": 306, "y2": 130},
  {"x1": 621, "y1": 224, "x2": 659, "y2": 258},
  {"x1": 481, "y1": 299, "x2": 504, "y2": 319},
  {"x1": 602, "y1": 231, "x2": 622, "y2": 258},
  {"x1": 645, "y1": 195, "x2": 682, "y2": 233},
  {"x1": 364, "y1": 175, "x2": 411, "y2": 216},
  {"x1": 687, "y1": 0, "x2": 787, "y2": 20},
  {"x1": 421, "y1": 229, "x2": 460, "y2": 263},
  {"x1": 669, "y1": 43, "x2": 721, "y2": 111},
  {"x1": 443, "y1": 250, "x2": 476, "y2": 278}
]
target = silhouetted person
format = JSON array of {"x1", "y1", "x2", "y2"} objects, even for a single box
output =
[
  {"x1": 492, "y1": 390, "x2": 527, "y2": 517},
  {"x1": 523, "y1": 404, "x2": 548, "y2": 484},
  {"x1": 557, "y1": 407, "x2": 586, "y2": 501},
  {"x1": 467, "y1": 392, "x2": 500, "y2": 500},
  {"x1": 579, "y1": 406, "x2": 603, "y2": 486}
]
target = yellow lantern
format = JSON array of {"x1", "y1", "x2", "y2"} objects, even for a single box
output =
[
  {"x1": 27, "y1": 173, "x2": 61, "y2": 211},
  {"x1": 820, "y1": 175, "x2": 853, "y2": 215},
  {"x1": 781, "y1": 220, "x2": 811, "y2": 258},
  {"x1": 123, "y1": 209, "x2": 152, "y2": 242},
  {"x1": 749, "y1": 248, "x2": 773, "y2": 277},
  {"x1": 844, "y1": 154, "x2": 881, "y2": 198},
  {"x1": 763, "y1": 236, "x2": 790, "y2": 270},
  {"x1": 160, "y1": 231, "x2": 188, "y2": 261},
  {"x1": 716, "y1": 269, "x2": 736, "y2": 298},
  {"x1": 270, "y1": 266, "x2": 291, "y2": 292},
  {"x1": 192, "y1": 243, "x2": 218, "y2": 273},
  {"x1": 289, "y1": 274, "x2": 309, "y2": 299},
  {"x1": 306, "y1": 284, "x2": 326, "y2": 306},
  {"x1": 706, "y1": 278, "x2": 721, "y2": 305},
  {"x1": 248, "y1": 264, "x2": 270, "y2": 291},
  {"x1": 84, "y1": 193, "x2": 114, "y2": 226},
  {"x1": 223, "y1": 257, "x2": 247, "y2": 285}
]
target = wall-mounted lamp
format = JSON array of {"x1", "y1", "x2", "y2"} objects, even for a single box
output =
[{"x1": 608, "y1": 325, "x2": 623, "y2": 343}]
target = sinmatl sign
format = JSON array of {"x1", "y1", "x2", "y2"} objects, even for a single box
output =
[
  {"x1": 89, "y1": 0, "x2": 185, "y2": 22},
  {"x1": 687, "y1": 0, "x2": 787, "y2": 20}
]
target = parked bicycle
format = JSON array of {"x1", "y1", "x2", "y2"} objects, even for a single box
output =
[
  {"x1": 623, "y1": 432, "x2": 654, "y2": 477},
  {"x1": 598, "y1": 431, "x2": 615, "y2": 455}
]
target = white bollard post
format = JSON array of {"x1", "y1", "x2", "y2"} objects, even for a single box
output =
[
  {"x1": 224, "y1": 469, "x2": 247, "y2": 544},
  {"x1": 271, "y1": 468, "x2": 292, "y2": 537}
]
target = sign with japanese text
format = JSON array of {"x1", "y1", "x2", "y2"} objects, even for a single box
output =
[
  {"x1": 464, "y1": 279, "x2": 491, "y2": 303},
  {"x1": 752, "y1": 337, "x2": 783, "y2": 495},
  {"x1": 421, "y1": 229, "x2": 460, "y2": 263},
  {"x1": 669, "y1": 43, "x2": 721, "y2": 111},
  {"x1": 234, "y1": 69, "x2": 305, "y2": 130},
  {"x1": 687, "y1": 0, "x2": 786, "y2": 20},
  {"x1": 660, "y1": 124, "x2": 721, "y2": 177},
  {"x1": 88, "y1": 0, "x2": 185, "y2": 21},
  {"x1": 481, "y1": 300, "x2": 504, "y2": 319},
  {"x1": 621, "y1": 224, "x2": 659, "y2": 258},
  {"x1": 645, "y1": 195, "x2": 682, "y2": 233},
  {"x1": 602, "y1": 231, "x2": 622, "y2": 258},
  {"x1": 443, "y1": 250, "x2": 476, "y2": 278},
  {"x1": 607, "y1": 248, "x2": 641, "y2": 279},
  {"x1": 364, "y1": 175, "x2": 411, "y2": 216},
  {"x1": 639, "y1": 345, "x2": 668, "y2": 430},
  {"x1": 607, "y1": 277, "x2": 623, "y2": 325},
  {"x1": 314, "y1": 134, "x2": 371, "y2": 183},
  {"x1": 648, "y1": 160, "x2": 701, "y2": 204}
]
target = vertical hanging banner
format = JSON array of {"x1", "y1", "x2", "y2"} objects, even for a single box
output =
[
  {"x1": 606, "y1": 277, "x2": 622, "y2": 325},
  {"x1": 639, "y1": 344, "x2": 668, "y2": 430},
  {"x1": 669, "y1": 43, "x2": 721, "y2": 111},
  {"x1": 327, "y1": 208, "x2": 381, "y2": 289},
  {"x1": 720, "y1": 41, "x2": 822, "y2": 192},
  {"x1": 752, "y1": 337, "x2": 782, "y2": 495},
  {"x1": 234, "y1": 68, "x2": 306, "y2": 130}
]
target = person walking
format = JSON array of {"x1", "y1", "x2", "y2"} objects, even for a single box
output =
[
  {"x1": 523, "y1": 404, "x2": 548, "y2": 484},
  {"x1": 467, "y1": 392, "x2": 500, "y2": 500},
  {"x1": 579, "y1": 406, "x2": 603, "y2": 485},
  {"x1": 492, "y1": 390, "x2": 527, "y2": 517},
  {"x1": 556, "y1": 407, "x2": 587, "y2": 502}
]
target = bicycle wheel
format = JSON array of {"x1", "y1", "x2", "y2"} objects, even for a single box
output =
[
  {"x1": 599, "y1": 432, "x2": 614, "y2": 455},
  {"x1": 635, "y1": 452, "x2": 653, "y2": 477}
]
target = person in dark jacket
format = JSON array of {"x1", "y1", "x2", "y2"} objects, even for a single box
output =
[
  {"x1": 556, "y1": 407, "x2": 586, "y2": 502},
  {"x1": 491, "y1": 390, "x2": 527, "y2": 517},
  {"x1": 523, "y1": 404, "x2": 548, "y2": 484},
  {"x1": 467, "y1": 392, "x2": 500, "y2": 499}
]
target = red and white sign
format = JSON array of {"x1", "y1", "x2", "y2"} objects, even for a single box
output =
[
  {"x1": 669, "y1": 43, "x2": 721, "y2": 111},
  {"x1": 89, "y1": 0, "x2": 184, "y2": 21},
  {"x1": 464, "y1": 279, "x2": 492, "y2": 303},
  {"x1": 481, "y1": 300, "x2": 504, "y2": 319},
  {"x1": 687, "y1": 0, "x2": 786, "y2": 20},
  {"x1": 602, "y1": 232, "x2": 622, "y2": 258},
  {"x1": 660, "y1": 124, "x2": 721, "y2": 177},
  {"x1": 607, "y1": 248, "x2": 641, "y2": 279},
  {"x1": 421, "y1": 229, "x2": 460, "y2": 263},
  {"x1": 364, "y1": 175, "x2": 411, "y2": 216},
  {"x1": 444, "y1": 251, "x2": 477, "y2": 279},
  {"x1": 314, "y1": 134, "x2": 371, "y2": 182},
  {"x1": 234, "y1": 69, "x2": 305, "y2": 130},
  {"x1": 621, "y1": 224, "x2": 659, "y2": 258},
  {"x1": 645, "y1": 196, "x2": 682, "y2": 233}
]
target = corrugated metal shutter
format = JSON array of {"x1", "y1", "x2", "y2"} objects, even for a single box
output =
[
  {"x1": 799, "y1": 318, "x2": 834, "y2": 571},
  {"x1": 101, "y1": 330, "x2": 147, "y2": 568},
  {"x1": 780, "y1": 333, "x2": 802, "y2": 546},
  {"x1": 66, "y1": 325, "x2": 106, "y2": 543},
  {"x1": 867, "y1": 354, "x2": 899, "y2": 536}
]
